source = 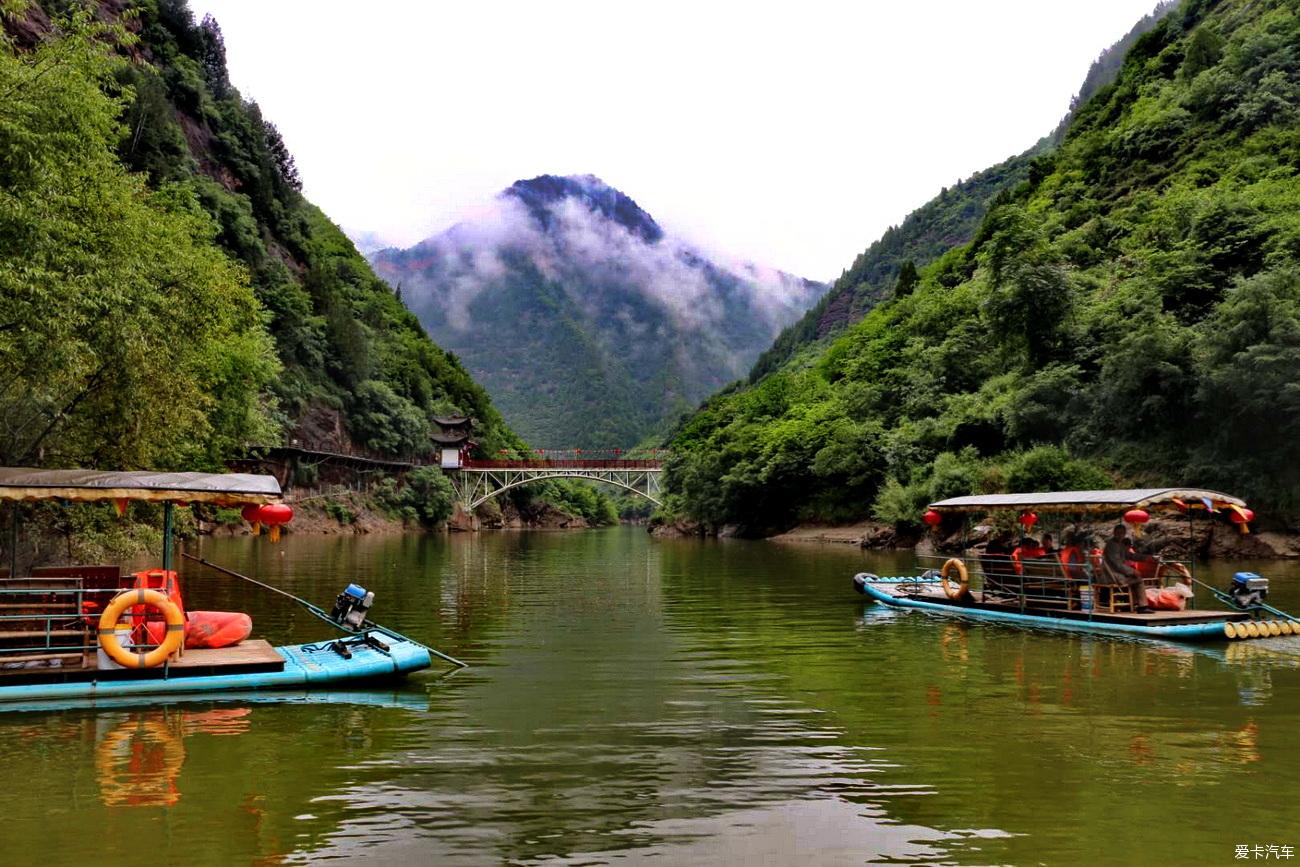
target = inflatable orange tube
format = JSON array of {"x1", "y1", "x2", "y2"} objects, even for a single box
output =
[
  {"x1": 184, "y1": 611, "x2": 252, "y2": 649},
  {"x1": 142, "y1": 610, "x2": 252, "y2": 649}
]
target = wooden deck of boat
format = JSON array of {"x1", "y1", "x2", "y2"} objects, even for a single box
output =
[
  {"x1": 0, "y1": 639, "x2": 285, "y2": 687},
  {"x1": 169, "y1": 640, "x2": 284, "y2": 669},
  {"x1": 904, "y1": 588, "x2": 1247, "y2": 625}
]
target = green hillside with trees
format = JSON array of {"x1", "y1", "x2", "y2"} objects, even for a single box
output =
[
  {"x1": 0, "y1": 1, "x2": 616, "y2": 527},
  {"x1": 662, "y1": 0, "x2": 1300, "y2": 533},
  {"x1": 748, "y1": 2, "x2": 1177, "y2": 384}
]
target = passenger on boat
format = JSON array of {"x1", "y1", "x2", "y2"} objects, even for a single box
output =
[
  {"x1": 1040, "y1": 534, "x2": 1058, "y2": 556},
  {"x1": 1058, "y1": 531, "x2": 1089, "y2": 582},
  {"x1": 981, "y1": 532, "x2": 1017, "y2": 595},
  {"x1": 1131, "y1": 543, "x2": 1160, "y2": 580},
  {"x1": 1011, "y1": 537, "x2": 1047, "y2": 575},
  {"x1": 1103, "y1": 524, "x2": 1154, "y2": 612}
]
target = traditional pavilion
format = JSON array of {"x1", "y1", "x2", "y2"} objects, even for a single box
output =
[{"x1": 432, "y1": 416, "x2": 476, "y2": 469}]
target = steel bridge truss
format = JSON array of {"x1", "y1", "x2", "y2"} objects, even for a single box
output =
[{"x1": 451, "y1": 467, "x2": 663, "y2": 510}]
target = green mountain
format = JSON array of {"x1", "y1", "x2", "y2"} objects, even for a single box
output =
[
  {"x1": 663, "y1": 0, "x2": 1300, "y2": 533},
  {"x1": 370, "y1": 175, "x2": 825, "y2": 449},
  {"x1": 748, "y1": 2, "x2": 1178, "y2": 384},
  {"x1": 0, "y1": 0, "x2": 524, "y2": 471}
]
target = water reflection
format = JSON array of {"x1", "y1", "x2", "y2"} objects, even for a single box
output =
[
  {"x1": 95, "y1": 708, "x2": 250, "y2": 808},
  {"x1": 1, "y1": 530, "x2": 1298, "y2": 865}
]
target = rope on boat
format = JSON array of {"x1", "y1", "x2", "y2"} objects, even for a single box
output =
[{"x1": 181, "y1": 553, "x2": 468, "y2": 668}]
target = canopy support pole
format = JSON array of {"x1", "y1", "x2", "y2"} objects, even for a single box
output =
[
  {"x1": 162, "y1": 501, "x2": 174, "y2": 572},
  {"x1": 7, "y1": 503, "x2": 16, "y2": 578}
]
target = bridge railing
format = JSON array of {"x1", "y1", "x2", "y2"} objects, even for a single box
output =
[{"x1": 462, "y1": 459, "x2": 664, "y2": 470}]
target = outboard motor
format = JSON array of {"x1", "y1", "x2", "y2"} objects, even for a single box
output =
[
  {"x1": 329, "y1": 583, "x2": 375, "y2": 629},
  {"x1": 1228, "y1": 572, "x2": 1269, "y2": 609}
]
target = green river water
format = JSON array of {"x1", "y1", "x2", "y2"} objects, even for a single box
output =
[{"x1": 3, "y1": 527, "x2": 1300, "y2": 866}]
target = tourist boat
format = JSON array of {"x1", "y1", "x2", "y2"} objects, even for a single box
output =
[
  {"x1": 852, "y1": 488, "x2": 1299, "y2": 643},
  {"x1": 0, "y1": 468, "x2": 459, "y2": 705}
]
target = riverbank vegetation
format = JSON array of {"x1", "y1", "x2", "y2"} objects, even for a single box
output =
[{"x1": 663, "y1": 0, "x2": 1300, "y2": 534}]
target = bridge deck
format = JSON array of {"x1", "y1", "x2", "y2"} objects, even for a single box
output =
[{"x1": 461, "y1": 460, "x2": 662, "y2": 470}]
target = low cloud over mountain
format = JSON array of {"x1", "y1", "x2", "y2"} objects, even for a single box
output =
[{"x1": 368, "y1": 175, "x2": 824, "y2": 447}]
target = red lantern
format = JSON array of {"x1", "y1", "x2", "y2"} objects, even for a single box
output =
[
  {"x1": 258, "y1": 503, "x2": 294, "y2": 543},
  {"x1": 1019, "y1": 512, "x2": 1038, "y2": 530},
  {"x1": 1230, "y1": 507, "x2": 1255, "y2": 535},
  {"x1": 1124, "y1": 508, "x2": 1150, "y2": 537},
  {"x1": 922, "y1": 509, "x2": 943, "y2": 527},
  {"x1": 241, "y1": 503, "x2": 263, "y2": 536}
]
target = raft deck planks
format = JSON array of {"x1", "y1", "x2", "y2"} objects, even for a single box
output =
[{"x1": 0, "y1": 639, "x2": 286, "y2": 686}]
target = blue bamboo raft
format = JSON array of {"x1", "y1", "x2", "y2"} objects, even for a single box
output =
[
  {"x1": 852, "y1": 574, "x2": 1272, "y2": 643},
  {"x1": 853, "y1": 488, "x2": 1300, "y2": 645},
  {"x1": 0, "y1": 627, "x2": 432, "y2": 704},
  {"x1": 0, "y1": 468, "x2": 460, "y2": 709}
]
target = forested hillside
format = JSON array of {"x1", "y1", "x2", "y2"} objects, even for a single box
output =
[
  {"x1": 664, "y1": 0, "x2": 1300, "y2": 533},
  {"x1": 0, "y1": 0, "x2": 522, "y2": 473},
  {"x1": 372, "y1": 175, "x2": 824, "y2": 448},
  {"x1": 748, "y1": 1, "x2": 1177, "y2": 383}
]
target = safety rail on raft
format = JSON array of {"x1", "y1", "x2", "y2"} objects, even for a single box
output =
[
  {"x1": 907, "y1": 553, "x2": 1199, "y2": 615},
  {"x1": 0, "y1": 584, "x2": 124, "y2": 660}
]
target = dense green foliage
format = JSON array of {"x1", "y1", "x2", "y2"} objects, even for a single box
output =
[
  {"x1": 118, "y1": 1, "x2": 523, "y2": 459},
  {"x1": 375, "y1": 466, "x2": 456, "y2": 526},
  {"x1": 1046, "y1": 1, "x2": 1178, "y2": 145},
  {"x1": 665, "y1": 0, "x2": 1300, "y2": 532},
  {"x1": 1, "y1": 0, "x2": 523, "y2": 471},
  {"x1": 0, "y1": 9, "x2": 276, "y2": 469},
  {"x1": 748, "y1": 2, "x2": 1178, "y2": 384},
  {"x1": 1, "y1": 1, "x2": 619, "y2": 526},
  {"x1": 747, "y1": 154, "x2": 1039, "y2": 383}
]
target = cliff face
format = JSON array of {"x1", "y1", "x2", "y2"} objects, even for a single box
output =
[{"x1": 371, "y1": 174, "x2": 825, "y2": 448}]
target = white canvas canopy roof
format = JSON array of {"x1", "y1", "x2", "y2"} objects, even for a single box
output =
[
  {"x1": 929, "y1": 488, "x2": 1246, "y2": 514},
  {"x1": 0, "y1": 468, "x2": 282, "y2": 504}
]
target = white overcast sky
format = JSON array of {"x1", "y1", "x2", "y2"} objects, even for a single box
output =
[{"x1": 193, "y1": 0, "x2": 1162, "y2": 279}]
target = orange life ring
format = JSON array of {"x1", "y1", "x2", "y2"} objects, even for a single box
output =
[
  {"x1": 940, "y1": 558, "x2": 970, "y2": 600},
  {"x1": 98, "y1": 589, "x2": 184, "y2": 669}
]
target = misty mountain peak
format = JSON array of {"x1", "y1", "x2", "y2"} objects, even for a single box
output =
[
  {"x1": 505, "y1": 174, "x2": 664, "y2": 244},
  {"x1": 370, "y1": 176, "x2": 825, "y2": 447}
]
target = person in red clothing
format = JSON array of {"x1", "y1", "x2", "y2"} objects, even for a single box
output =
[
  {"x1": 1011, "y1": 536, "x2": 1047, "y2": 575},
  {"x1": 1058, "y1": 531, "x2": 1089, "y2": 582}
]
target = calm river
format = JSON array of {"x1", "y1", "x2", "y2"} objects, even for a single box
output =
[{"x1": 4, "y1": 527, "x2": 1300, "y2": 865}]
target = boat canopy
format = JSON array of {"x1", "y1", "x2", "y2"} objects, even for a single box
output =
[
  {"x1": 0, "y1": 468, "x2": 282, "y2": 504},
  {"x1": 929, "y1": 488, "x2": 1246, "y2": 514}
]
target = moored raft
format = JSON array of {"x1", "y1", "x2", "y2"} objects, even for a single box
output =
[
  {"x1": 852, "y1": 488, "x2": 1300, "y2": 644},
  {"x1": 0, "y1": 467, "x2": 460, "y2": 707},
  {"x1": 853, "y1": 574, "x2": 1287, "y2": 643},
  {"x1": 0, "y1": 627, "x2": 432, "y2": 703}
]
